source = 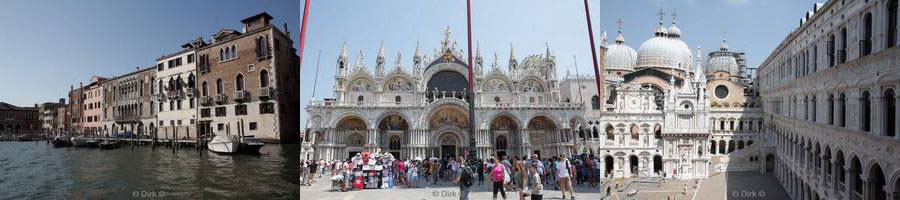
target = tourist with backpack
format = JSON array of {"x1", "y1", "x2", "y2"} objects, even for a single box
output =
[{"x1": 453, "y1": 156, "x2": 474, "y2": 200}]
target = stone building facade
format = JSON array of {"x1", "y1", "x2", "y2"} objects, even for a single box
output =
[
  {"x1": 0, "y1": 102, "x2": 39, "y2": 134},
  {"x1": 758, "y1": 1, "x2": 900, "y2": 199},
  {"x1": 155, "y1": 42, "x2": 202, "y2": 140},
  {"x1": 197, "y1": 13, "x2": 302, "y2": 142},
  {"x1": 81, "y1": 76, "x2": 108, "y2": 135},
  {"x1": 303, "y1": 12, "x2": 762, "y2": 180},
  {"x1": 38, "y1": 99, "x2": 66, "y2": 134},
  {"x1": 101, "y1": 67, "x2": 156, "y2": 137}
]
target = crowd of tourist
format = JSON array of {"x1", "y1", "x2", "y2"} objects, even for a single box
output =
[{"x1": 300, "y1": 153, "x2": 608, "y2": 200}]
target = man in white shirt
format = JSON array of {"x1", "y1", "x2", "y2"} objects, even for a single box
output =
[{"x1": 555, "y1": 155, "x2": 575, "y2": 199}]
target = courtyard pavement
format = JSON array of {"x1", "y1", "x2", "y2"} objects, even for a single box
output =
[
  {"x1": 299, "y1": 171, "x2": 788, "y2": 200},
  {"x1": 300, "y1": 175, "x2": 609, "y2": 200}
]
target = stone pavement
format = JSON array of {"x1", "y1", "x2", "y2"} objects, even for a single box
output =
[
  {"x1": 300, "y1": 171, "x2": 788, "y2": 200},
  {"x1": 695, "y1": 171, "x2": 789, "y2": 200},
  {"x1": 300, "y1": 175, "x2": 610, "y2": 200}
]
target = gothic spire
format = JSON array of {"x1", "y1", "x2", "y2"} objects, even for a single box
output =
[
  {"x1": 375, "y1": 40, "x2": 385, "y2": 76},
  {"x1": 339, "y1": 41, "x2": 347, "y2": 59},
  {"x1": 508, "y1": 43, "x2": 518, "y2": 72}
]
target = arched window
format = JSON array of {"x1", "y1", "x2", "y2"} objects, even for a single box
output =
[
  {"x1": 235, "y1": 74, "x2": 244, "y2": 91},
  {"x1": 158, "y1": 80, "x2": 164, "y2": 94},
  {"x1": 840, "y1": 27, "x2": 847, "y2": 63},
  {"x1": 840, "y1": 93, "x2": 847, "y2": 127},
  {"x1": 603, "y1": 125, "x2": 615, "y2": 140},
  {"x1": 395, "y1": 96, "x2": 401, "y2": 103},
  {"x1": 829, "y1": 34, "x2": 836, "y2": 67},
  {"x1": 863, "y1": 13, "x2": 873, "y2": 56},
  {"x1": 885, "y1": 89, "x2": 896, "y2": 137},
  {"x1": 230, "y1": 45, "x2": 236, "y2": 59},
  {"x1": 175, "y1": 76, "x2": 183, "y2": 90},
  {"x1": 591, "y1": 95, "x2": 601, "y2": 110},
  {"x1": 256, "y1": 36, "x2": 268, "y2": 58},
  {"x1": 861, "y1": 91, "x2": 871, "y2": 132},
  {"x1": 201, "y1": 81, "x2": 208, "y2": 97},
  {"x1": 220, "y1": 48, "x2": 225, "y2": 61},
  {"x1": 630, "y1": 124, "x2": 639, "y2": 139},
  {"x1": 889, "y1": 0, "x2": 898, "y2": 48},
  {"x1": 188, "y1": 74, "x2": 195, "y2": 88},
  {"x1": 828, "y1": 94, "x2": 835, "y2": 125},
  {"x1": 215, "y1": 79, "x2": 223, "y2": 95},
  {"x1": 260, "y1": 70, "x2": 269, "y2": 88},
  {"x1": 811, "y1": 95, "x2": 817, "y2": 122}
]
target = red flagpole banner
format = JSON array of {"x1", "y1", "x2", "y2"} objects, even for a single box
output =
[
  {"x1": 583, "y1": 0, "x2": 604, "y2": 100},
  {"x1": 298, "y1": 0, "x2": 311, "y2": 68}
]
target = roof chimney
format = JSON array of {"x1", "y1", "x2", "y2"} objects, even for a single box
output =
[
  {"x1": 241, "y1": 12, "x2": 273, "y2": 33},
  {"x1": 283, "y1": 22, "x2": 290, "y2": 38}
]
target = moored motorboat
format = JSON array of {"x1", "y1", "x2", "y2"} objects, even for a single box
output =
[
  {"x1": 52, "y1": 136, "x2": 72, "y2": 147},
  {"x1": 99, "y1": 139, "x2": 119, "y2": 149},
  {"x1": 207, "y1": 134, "x2": 239, "y2": 154},
  {"x1": 239, "y1": 135, "x2": 265, "y2": 154},
  {"x1": 71, "y1": 136, "x2": 92, "y2": 147}
]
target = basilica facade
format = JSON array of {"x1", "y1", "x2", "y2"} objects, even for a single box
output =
[{"x1": 303, "y1": 12, "x2": 761, "y2": 180}]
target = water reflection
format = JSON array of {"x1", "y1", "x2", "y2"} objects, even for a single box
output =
[{"x1": 0, "y1": 142, "x2": 300, "y2": 199}]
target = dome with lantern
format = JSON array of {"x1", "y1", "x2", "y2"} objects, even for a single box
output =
[
  {"x1": 705, "y1": 39, "x2": 740, "y2": 76},
  {"x1": 605, "y1": 26, "x2": 638, "y2": 72},
  {"x1": 637, "y1": 18, "x2": 686, "y2": 72}
]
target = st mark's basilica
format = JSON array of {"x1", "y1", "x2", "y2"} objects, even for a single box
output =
[{"x1": 302, "y1": 12, "x2": 762, "y2": 180}]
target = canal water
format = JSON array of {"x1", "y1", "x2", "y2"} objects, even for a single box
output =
[{"x1": 0, "y1": 141, "x2": 301, "y2": 199}]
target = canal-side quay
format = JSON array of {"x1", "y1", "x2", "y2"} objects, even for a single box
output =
[{"x1": 0, "y1": 141, "x2": 302, "y2": 199}]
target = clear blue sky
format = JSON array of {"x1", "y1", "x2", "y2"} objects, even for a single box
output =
[{"x1": 1, "y1": 0, "x2": 820, "y2": 126}]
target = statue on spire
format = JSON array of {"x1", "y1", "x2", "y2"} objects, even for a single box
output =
[
  {"x1": 508, "y1": 43, "x2": 518, "y2": 73},
  {"x1": 375, "y1": 40, "x2": 385, "y2": 76},
  {"x1": 413, "y1": 41, "x2": 422, "y2": 76}
]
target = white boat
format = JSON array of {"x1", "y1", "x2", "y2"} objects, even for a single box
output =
[
  {"x1": 207, "y1": 134, "x2": 239, "y2": 154},
  {"x1": 239, "y1": 135, "x2": 265, "y2": 154}
]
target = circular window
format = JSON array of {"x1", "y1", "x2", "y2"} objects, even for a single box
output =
[
  {"x1": 494, "y1": 96, "x2": 500, "y2": 102},
  {"x1": 715, "y1": 85, "x2": 729, "y2": 100}
]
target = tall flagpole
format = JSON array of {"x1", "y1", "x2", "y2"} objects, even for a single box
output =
[
  {"x1": 583, "y1": 0, "x2": 604, "y2": 104},
  {"x1": 312, "y1": 50, "x2": 321, "y2": 98},
  {"x1": 465, "y1": 0, "x2": 478, "y2": 162},
  {"x1": 298, "y1": 0, "x2": 311, "y2": 142}
]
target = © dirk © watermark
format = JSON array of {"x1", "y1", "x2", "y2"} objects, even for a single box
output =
[
  {"x1": 731, "y1": 190, "x2": 767, "y2": 198},
  {"x1": 431, "y1": 190, "x2": 458, "y2": 198},
  {"x1": 132, "y1": 190, "x2": 167, "y2": 198}
]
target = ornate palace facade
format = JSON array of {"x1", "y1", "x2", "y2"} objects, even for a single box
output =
[{"x1": 305, "y1": 12, "x2": 761, "y2": 180}]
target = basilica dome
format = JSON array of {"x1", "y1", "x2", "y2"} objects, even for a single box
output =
[
  {"x1": 705, "y1": 39, "x2": 740, "y2": 76},
  {"x1": 605, "y1": 33, "x2": 637, "y2": 72},
  {"x1": 637, "y1": 24, "x2": 683, "y2": 71}
]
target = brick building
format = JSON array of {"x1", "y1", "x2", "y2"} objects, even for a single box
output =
[
  {"x1": 0, "y1": 102, "x2": 40, "y2": 135},
  {"x1": 197, "y1": 12, "x2": 301, "y2": 142}
]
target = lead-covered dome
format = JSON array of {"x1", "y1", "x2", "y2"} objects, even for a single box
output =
[
  {"x1": 705, "y1": 39, "x2": 740, "y2": 76},
  {"x1": 605, "y1": 32, "x2": 637, "y2": 72},
  {"x1": 637, "y1": 27, "x2": 682, "y2": 70}
]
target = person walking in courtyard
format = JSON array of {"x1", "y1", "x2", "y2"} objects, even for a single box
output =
[
  {"x1": 555, "y1": 155, "x2": 575, "y2": 199},
  {"x1": 491, "y1": 158, "x2": 508, "y2": 200},
  {"x1": 309, "y1": 160, "x2": 319, "y2": 183},
  {"x1": 514, "y1": 161, "x2": 529, "y2": 200},
  {"x1": 527, "y1": 162, "x2": 544, "y2": 200},
  {"x1": 476, "y1": 159, "x2": 485, "y2": 185},
  {"x1": 453, "y1": 156, "x2": 475, "y2": 200}
]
